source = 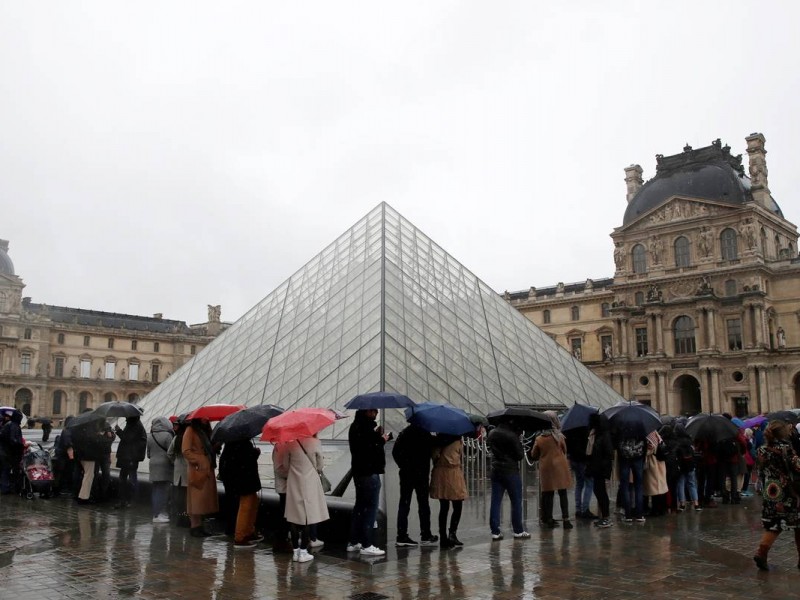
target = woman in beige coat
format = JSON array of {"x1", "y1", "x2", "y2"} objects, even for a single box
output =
[
  {"x1": 181, "y1": 419, "x2": 219, "y2": 538},
  {"x1": 283, "y1": 437, "x2": 330, "y2": 563},
  {"x1": 530, "y1": 411, "x2": 573, "y2": 528},
  {"x1": 643, "y1": 430, "x2": 668, "y2": 517},
  {"x1": 430, "y1": 435, "x2": 468, "y2": 548}
]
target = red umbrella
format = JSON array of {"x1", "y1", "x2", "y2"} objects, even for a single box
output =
[
  {"x1": 186, "y1": 403, "x2": 246, "y2": 422},
  {"x1": 260, "y1": 408, "x2": 341, "y2": 443}
]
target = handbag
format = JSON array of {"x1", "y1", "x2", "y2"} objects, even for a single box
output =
[{"x1": 298, "y1": 441, "x2": 331, "y2": 494}]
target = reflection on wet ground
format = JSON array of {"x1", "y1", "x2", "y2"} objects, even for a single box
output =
[{"x1": 1, "y1": 489, "x2": 799, "y2": 599}]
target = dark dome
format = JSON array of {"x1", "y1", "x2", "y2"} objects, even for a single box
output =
[
  {"x1": 0, "y1": 241, "x2": 14, "y2": 276},
  {"x1": 623, "y1": 142, "x2": 782, "y2": 226}
]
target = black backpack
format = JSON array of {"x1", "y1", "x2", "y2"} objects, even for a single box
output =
[{"x1": 715, "y1": 437, "x2": 739, "y2": 459}]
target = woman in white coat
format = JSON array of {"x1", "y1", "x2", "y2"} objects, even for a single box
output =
[{"x1": 283, "y1": 436, "x2": 330, "y2": 563}]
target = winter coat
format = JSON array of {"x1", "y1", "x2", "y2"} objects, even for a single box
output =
[
  {"x1": 218, "y1": 440, "x2": 261, "y2": 496},
  {"x1": 115, "y1": 417, "x2": 147, "y2": 469},
  {"x1": 531, "y1": 432, "x2": 572, "y2": 492},
  {"x1": 146, "y1": 417, "x2": 175, "y2": 483},
  {"x1": 0, "y1": 414, "x2": 24, "y2": 461},
  {"x1": 283, "y1": 438, "x2": 329, "y2": 526},
  {"x1": 348, "y1": 412, "x2": 386, "y2": 476},
  {"x1": 273, "y1": 443, "x2": 288, "y2": 494},
  {"x1": 643, "y1": 437, "x2": 668, "y2": 496},
  {"x1": 487, "y1": 424, "x2": 524, "y2": 475},
  {"x1": 167, "y1": 432, "x2": 188, "y2": 487},
  {"x1": 72, "y1": 420, "x2": 109, "y2": 462},
  {"x1": 585, "y1": 414, "x2": 614, "y2": 480},
  {"x1": 182, "y1": 425, "x2": 219, "y2": 516},
  {"x1": 430, "y1": 439, "x2": 467, "y2": 501},
  {"x1": 392, "y1": 424, "x2": 434, "y2": 476}
]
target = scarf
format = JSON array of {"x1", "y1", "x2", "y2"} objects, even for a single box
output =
[{"x1": 543, "y1": 410, "x2": 566, "y2": 445}]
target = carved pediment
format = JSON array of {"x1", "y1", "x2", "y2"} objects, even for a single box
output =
[{"x1": 621, "y1": 197, "x2": 731, "y2": 234}]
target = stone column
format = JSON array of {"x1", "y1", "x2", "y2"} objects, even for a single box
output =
[
  {"x1": 622, "y1": 373, "x2": 631, "y2": 400},
  {"x1": 758, "y1": 365, "x2": 770, "y2": 412},
  {"x1": 746, "y1": 133, "x2": 772, "y2": 209},
  {"x1": 753, "y1": 305, "x2": 765, "y2": 348},
  {"x1": 707, "y1": 309, "x2": 717, "y2": 351},
  {"x1": 743, "y1": 306, "x2": 753, "y2": 350},
  {"x1": 624, "y1": 164, "x2": 644, "y2": 204},
  {"x1": 698, "y1": 309, "x2": 708, "y2": 351},
  {"x1": 619, "y1": 319, "x2": 629, "y2": 358},
  {"x1": 710, "y1": 368, "x2": 721, "y2": 414},
  {"x1": 655, "y1": 313, "x2": 665, "y2": 355},
  {"x1": 748, "y1": 366, "x2": 760, "y2": 413}
]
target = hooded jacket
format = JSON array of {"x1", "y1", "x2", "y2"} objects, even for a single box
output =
[
  {"x1": 147, "y1": 417, "x2": 175, "y2": 483},
  {"x1": 487, "y1": 424, "x2": 524, "y2": 476},
  {"x1": 115, "y1": 417, "x2": 147, "y2": 468}
]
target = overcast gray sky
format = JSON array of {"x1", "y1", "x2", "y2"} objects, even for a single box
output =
[{"x1": 2, "y1": 2, "x2": 799, "y2": 326}]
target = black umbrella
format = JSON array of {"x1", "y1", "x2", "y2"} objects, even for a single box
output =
[
  {"x1": 685, "y1": 413, "x2": 740, "y2": 444},
  {"x1": 602, "y1": 402, "x2": 661, "y2": 438},
  {"x1": 345, "y1": 391, "x2": 416, "y2": 410},
  {"x1": 766, "y1": 410, "x2": 800, "y2": 424},
  {"x1": 211, "y1": 404, "x2": 284, "y2": 443},
  {"x1": 560, "y1": 403, "x2": 599, "y2": 432},
  {"x1": 66, "y1": 410, "x2": 106, "y2": 429},
  {"x1": 93, "y1": 401, "x2": 143, "y2": 419},
  {"x1": 487, "y1": 407, "x2": 551, "y2": 433}
]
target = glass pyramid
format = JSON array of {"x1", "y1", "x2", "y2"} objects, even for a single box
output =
[{"x1": 139, "y1": 203, "x2": 624, "y2": 438}]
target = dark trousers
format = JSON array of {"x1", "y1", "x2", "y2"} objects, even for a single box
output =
[
  {"x1": 396, "y1": 469, "x2": 432, "y2": 537},
  {"x1": 618, "y1": 456, "x2": 644, "y2": 518},
  {"x1": 438, "y1": 499, "x2": 463, "y2": 535},
  {"x1": 290, "y1": 524, "x2": 310, "y2": 550},
  {"x1": 541, "y1": 489, "x2": 570, "y2": 522},
  {"x1": 593, "y1": 477, "x2": 610, "y2": 519},
  {"x1": 349, "y1": 474, "x2": 381, "y2": 547},
  {"x1": 118, "y1": 465, "x2": 139, "y2": 503},
  {"x1": 718, "y1": 462, "x2": 740, "y2": 502},
  {"x1": 94, "y1": 454, "x2": 111, "y2": 501}
]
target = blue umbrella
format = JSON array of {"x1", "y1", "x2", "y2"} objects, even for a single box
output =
[
  {"x1": 560, "y1": 403, "x2": 599, "y2": 432},
  {"x1": 603, "y1": 402, "x2": 662, "y2": 438},
  {"x1": 345, "y1": 391, "x2": 416, "y2": 410},
  {"x1": 404, "y1": 402, "x2": 475, "y2": 436}
]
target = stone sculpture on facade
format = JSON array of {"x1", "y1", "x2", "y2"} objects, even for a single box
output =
[
  {"x1": 698, "y1": 227, "x2": 713, "y2": 258},
  {"x1": 207, "y1": 305, "x2": 222, "y2": 323},
  {"x1": 777, "y1": 327, "x2": 786, "y2": 348}
]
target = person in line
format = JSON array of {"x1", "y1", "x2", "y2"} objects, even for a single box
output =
[
  {"x1": 147, "y1": 416, "x2": 174, "y2": 523},
  {"x1": 673, "y1": 423, "x2": 701, "y2": 511},
  {"x1": 487, "y1": 419, "x2": 530, "y2": 540},
  {"x1": 393, "y1": 423, "x2": 437, "y2": 547},
  {"x1": 72, "y1": 416, "x2": 107, "y2": 505},
  {"x1": 585, "y1": 413, "x2": 613, "y2": 528},
  {"x1": 0, "y1": 410, "x2": 24, "y2": 494},
  {"x1": 114, "y1": 415, "x2": 147, "y2": 509},
  {"x1": 642, "y1": 429, "x2": 668, "y2": 517},
  {"x1": 740, "y1": 427, "x2": 756, "y2": 497},
  {"x1": 753, "y1": 420, "x2": 800, "y2": 571},
  {"x1": 94, "y1": 420, "x2": 115, "y2": 503},
  {"x1": 40, "y1": 418, "x2": 53, "y2": 443},
  {"x1": 52, "y1": 416, "x2": 76, "y2": 496},
  {"x1": 618, "y1": 431, "x2": 647, "y2": 522},
  {"x1": 303, "y1": 433, "x2": 326, "y2": 549},
  {"x1": 272, "y1": 441, "x2": 293, "y2": 553},
  {"x1": 182, "y1": 418, "x2": 220, "y2": 537},
  {"x1": 166, "y1": 416, "x2": 189, "y2": 526},
  {"x1": 347, "y1": 409, "x2": 388, "y2": 556},
  {"x1": 283, "y1": 436, "x2": 330, "y2": 563},
  {"x1": 531, "y1": 411, "x2": 573, "y2": 529},
  {"x1": 430, "y1": 434, "x2": 468, "y2": 548},
  {"x1": 218, "y1": 438, "x2": 262, "y2": 549},
  {"x1": 566, "y1": 424, "x2": 595, "y2": 519}
]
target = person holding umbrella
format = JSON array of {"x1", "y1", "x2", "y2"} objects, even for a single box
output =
[
  {"x1": 347, "y1": 409, "x2": 389, "y2": 556},
  {"x1": 530, "y1": 411, "x2": 573, "y2": 529},
  {"x1": 0, "y1": 409, "x2": 24, "y2": 494},
  {"x1": 487, "y1": 418, "x2": 530, "y2": 540},
  {"x1": 585, "y1": 412, "x2": 614, "y2": 528},
  {"x1": 114, "y1": 415, "x2": 147, "y2": 509},
  {"x1": 392, "y1": 422, "x2": 437, "y2": 547},
  {"x1": 430, "y1": 434, "x2": 468, "y2": 548},
  {"x1": 182, "y1": 418, "x2": 220, "y2": 537},
  {"x1": 218, "y1": 438, "x2": 262, "y2": 548}
]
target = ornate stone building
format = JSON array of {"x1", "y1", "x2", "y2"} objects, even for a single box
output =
[
  {"x1": 507, "y1": 133, "x2": 800, "y2": 417},
  {"x1": 0, "y1": 240, "x2": 226, "y2": 422}
]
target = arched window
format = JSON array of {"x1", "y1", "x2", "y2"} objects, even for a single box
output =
[
  {"x1": 720, "y1": 228, "x2": 739, "y2": 260},
  {"x1": 635, "y1": 292, "x2": 644, "y2": 306},
  {"x1": 104, "y1": 392, "x2": 117, "y2": 403},
  {"x1": 15, "y1": 388, "x2": 32, "y2": 416},
  {"x1": 674, "y1": 316, "x2": 696, "y2": 355},
  {"x1": 543, "y1": 309, "x2": 551, "y2": 324},
  {"x1": 127, "y1": 393, "x2": 140, "y2": 404},
  {"x1": 79, "y1": 391, "x2": 91, "y2": 413},
  {"x1": 632, "y1": 244, "x2": 647, "y2": 273},
  {"x1": 571, "y1": 306, "x2": 580, "y2": 321},
  {"x1": 601, "y1": 302, "x2": 610, "y2": 317},
  {"x1": 52, "y1": 390, "x2": 64, "y2": 414},
  {"x1": 674, "y1": 236, "x2": 691, "y2": 267},
  {"x1": 725, "y1": 279, "x2": 737, "y2": 296}
]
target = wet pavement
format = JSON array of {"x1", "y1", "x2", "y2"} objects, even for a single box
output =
[{"x1": 2, "y1": 485, "x2": 799, "y2": 600}]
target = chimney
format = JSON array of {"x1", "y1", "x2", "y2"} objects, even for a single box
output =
[
  {"x1": 153, "y1": 313, "x2": 163, "y2": 320},
  {"x1": 0, "y1": 239, "x2": 8, "y2": 252},
  {"x1": 745, "y1": 132, "x2": 770, "y2": 207},
  {"x1": 624, "y1": 164, "x2": 643, "y2": 204}
]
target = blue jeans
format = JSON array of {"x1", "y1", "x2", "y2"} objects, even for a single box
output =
[
  {"x1": 570, "y1": 460, "x2": 594, "y2": 514},
  {"x1": 490, "y1": 472, "x2": 524, "y2": 534},
  {"x1": 618, "y1": 456, "x2": 644, "y2": 518},
  {"x1": 349, "y1": 474, "x2": 381, "y2": 547},
  {"x1": 676, "y1": 470, "x2": 698, "y2": 504}
]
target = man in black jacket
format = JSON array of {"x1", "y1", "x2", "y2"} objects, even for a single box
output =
[
  {"x1": 487, "y1": 420, "x2": 530, "y2": 540},
  {"x1": 392, "y1": 423, "x2": 437, "y2": 546},
  {"x1": 347, "y1": 409, "x2": 388, "y2": 556},
  {"x1": 114, "y1": 415, "x2": 147, "y2": 508}
]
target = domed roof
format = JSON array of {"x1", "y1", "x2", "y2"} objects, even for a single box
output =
[
  {"x1": 0, "y1": 240, "x2": 14, "y2": 276},
  {"x1": 623, "y1": 140, "x2": 783, "y2": 226}
]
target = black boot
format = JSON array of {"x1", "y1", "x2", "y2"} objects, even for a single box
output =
[
  {"x1": 190, "y1": 527, "x2": 212, "y2": 538},
  {"x1": 439, "y1": 530, "x2": 453, "y2": 549},
  {"x1": 448, "y1": 531, "x2": 463, "y2": 547}
]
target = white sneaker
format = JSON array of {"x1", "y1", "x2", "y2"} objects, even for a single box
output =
[
  {"x1": 359, "y1": 545, "x2": 385, "y2": 556},
  {"x1": 296, "y1": 549, "x2": 314, "y2": 563},
  {"x1": 152, "y1": 514, "x2": 170, "y2": 524},
  {"x1": 308, "y1": 539, "x2": 324, "y2": 548},
  {"x1": 292, "y1": 548, "x2": 300, "y2": 561},
  {"x1": 346, "y1": 543, "x2": 362, "y2": 552},
  {"x1": 513, "y1": 531, "x2": 531, "y2": 539}
]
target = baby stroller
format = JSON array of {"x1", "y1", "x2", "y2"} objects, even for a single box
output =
[{"x1": 20, "y1": 443, "x2": 54, "y2": 499}]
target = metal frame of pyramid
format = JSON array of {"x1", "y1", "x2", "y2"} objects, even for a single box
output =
[{"x1": 138, "y1": 203, "x2": 624, "y2": 438}]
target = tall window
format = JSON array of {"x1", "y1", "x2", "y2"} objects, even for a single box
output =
[
  {"x1": 129, "y1": 363, "x2": 139, "y2": 381},
  {"x1": 727, "y1": 318, "x2": 743, "y2": 350},
  {"x1": 635, "y1": 327, "x2": 648, "y2": 357},
  {"x1": 725, "y1": 279, "x2": 737, "y2": 296},
  {"x1": 570, "y1": 338, "x2": 582, "y2": 360},
  {"x1": 80, "y1": 359, "x2": 91, "y2": 378},
  {"x1": 24, "y1": 328, "x2": 32, "y2": 340},
  {"x1": 104, "y1": 361, "x2": 115, "y2": 380},
  {"x1": 571, "y1": 306, "x2": 580, "y2": 321},
  {"x1": 674, "y1": 316, "x2": 696, "y2": 354},
  {"x1": 52, "y1": 390, "x2": 63, "y2": 414},
  {"x1": 55, "y1": 357, "x2": 65, "y2": 377},
  {"x1": 601, "y1": 303, "x2": 610, "y2": 317},
  {"x1": 79, "y1": 391, "x2": 90, "y2": 413},
  {"x1": 543, "y1": 310, "x2": 551, "y2": 324},
  {"x1": 131, "y1": 339, "x2": 138, "y2": 351},
  {"x1": 632, "y1": 244, "x2": 647, "y2": 273},
  {"x1": 720, "y1": 228, "x2": 739, "y2": 260},
  {"x1": 57, "y1": 333, "x2": 65, "y2": 344},
  {"x1": 83, "y1": 336, "x2": 90, "y2": 347},
  {"x1": 601, "y1": 334, "x2": 613, "y2": 359},
  {"x1": 190, "y1": 345, "x2": 196, "y2": 355},
  {"x1": 154, "y1": 342, "x2": 160, "y2": 353},
  {"x1": 108, "y1": 338, "x2": 114, "y2": 349},
  {"x1": 151, "y1": 364, "x2": 160, "y2": 383},
  {"x1": 21, "y1": 352, "x2": 31, "y2": 375},
  {"x1": 635, "y1": 292, "x2": 644, "y2": 306},
  {"x1": 674, "y1": 236, "x2": 690, "y2": 267}
]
